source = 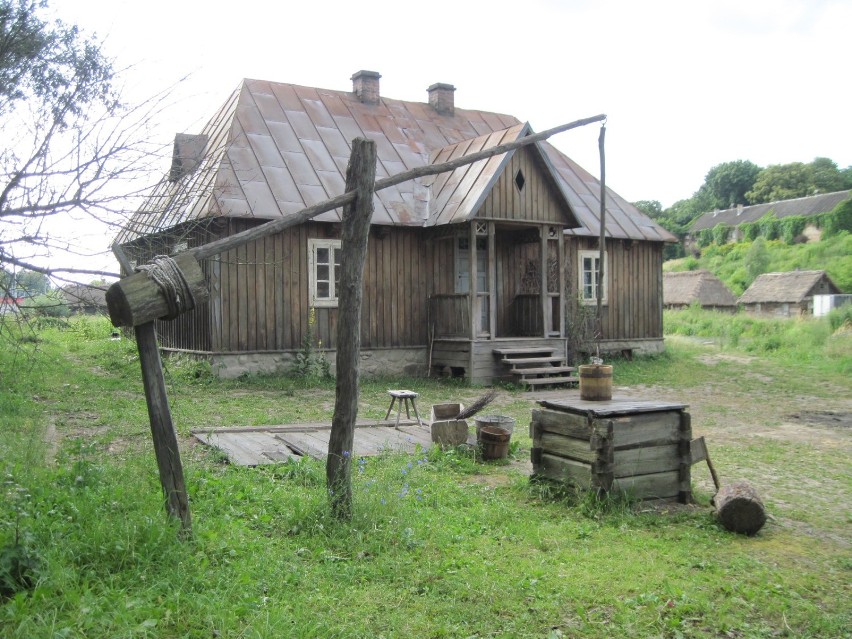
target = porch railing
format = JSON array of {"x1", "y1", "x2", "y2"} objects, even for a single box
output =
[{"x1": 428, "y1": 294, "x2": 470, "y2": 338}]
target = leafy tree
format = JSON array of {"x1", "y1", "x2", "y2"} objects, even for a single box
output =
[
  {"x1": 744, "y1": 237, "x2": 769, "y2": 284},
  {"x1": 15, "y1": 269, "x2": 50, "y2": 295},
  {"x1": 704, "y1": 160, "x2": 761, "y2": 208},
  {"x1": 632, "y1": 200, "x2": 663, "y2": 219},
  {"x1": 810, "y1": 157, "x2": 846, "y2": 194},
  {"x1": 840, "y1": 166, "x2": 852, "y2": 190},
  {"x1": 747, "y1": 158, "x2": 851, "y2": 204},
  {"x1": 746, "y1": 162, "x2": 813, "y2": 203}
]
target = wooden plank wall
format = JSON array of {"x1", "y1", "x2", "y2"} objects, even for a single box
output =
[
  {"x1": 565, "y1": 238, "x2": 664, "y2": 340},
  {"x1": 125, "y1": 222, "x2": 215, "y2": 352},
  {"x1": 212, "y1": 220, "x2": 431, "y2": 353},
  {"x1": 479, "y1": 147, "x2": 568, "y2": 224}
]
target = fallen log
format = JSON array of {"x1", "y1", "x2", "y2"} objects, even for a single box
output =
[{"x1": 713, "y1": 480, "x2": 766, "y2": 536}]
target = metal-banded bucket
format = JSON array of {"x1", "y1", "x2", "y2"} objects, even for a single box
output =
[
  {"x1": 478, "y1": 426, "x2": 511, "y2": 460},
  {"x1": 579, "y1": 364, "x2": 613, "y2": 401},
  {"x1": 474, "y1": 415, "x2": 516, "y2": 438}
]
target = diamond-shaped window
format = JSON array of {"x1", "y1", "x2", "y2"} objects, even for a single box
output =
[{"x1": 514, "y1": 169, "x2": 525, "y2": 192}]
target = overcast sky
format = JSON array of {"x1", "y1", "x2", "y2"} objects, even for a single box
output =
[{"x1": 43, "y1": 0, "x2": 850, "y2": 273}]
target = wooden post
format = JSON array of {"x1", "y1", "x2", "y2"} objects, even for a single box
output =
[
  {"x1": 540, "y1": 226, "x2": 549, "y2": 337},
  {"x1": 558, "y1": 228, "x2": 566, "y2": 338},
  {"x1": 326, "y1": 138, "x2": 377, "y2": 521},
  {"x1": 112, "y1": 244, "x2": 191, "y2": 535},
  {"x1": 596, "y1": 124, "x2": 607, "y2": 341},
  {"x1": 487, "y1": 221, "x2": 496, "y2": 339},
  {"x1": 677, "y1": 411, "x2": 692, "y2": 504}
]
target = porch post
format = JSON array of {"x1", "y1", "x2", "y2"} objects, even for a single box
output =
[
  {"x1": 468, "y1": 221, "x2": 478, "y2": 341},
  {"x1": 540, "y1": 226, "x2": 549, "y2": 337},
  {"x1": 468, "y1": 221, "x2": 477, "y2": 379},
  {"x1": 488, "y1": 221, "x2": 497, "y2": 339},
  {"x1": 558, "y1": 227, "x2": 566, "y2": 338}
]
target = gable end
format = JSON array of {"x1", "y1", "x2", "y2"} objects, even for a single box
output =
[{"x1": 477, "y1": 145, "x2": 575, "y2": 225}]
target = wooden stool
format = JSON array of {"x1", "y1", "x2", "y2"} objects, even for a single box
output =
[{"x1": 385, "y1": 390, "x2": 422, "y2": 429}]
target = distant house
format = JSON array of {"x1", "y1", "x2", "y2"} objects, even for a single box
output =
[
  {"x1": 0, "y1": 297, "x2": 22, "y2": 315},
  {"x1": 61, "y1": 284, "x2": 107, "y2": 315},
  {"x1": 663, "y1": 271, "x2": 738, "y2": 311},
  {"x1": 116, "y1": 71, "x2": 676, "y2": 381},
  {"x1": 689, "y1": 190, "x2": 851, "y2": 244},
  {"x1": 738, "y1": 270, "x2": 841, "y2": 317}
]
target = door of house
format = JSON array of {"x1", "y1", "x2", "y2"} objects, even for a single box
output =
[{"x1": 455, "y1": 236, "x2": 489, "y2": 334}]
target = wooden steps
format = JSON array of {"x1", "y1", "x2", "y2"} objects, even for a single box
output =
[
  {"x1": 502, "y1": 356, "x2": 567, "y2": 366},
  {"x1": 522, "y1": 375, "x2": 580, "y2": 386},
  {"x1": 493, "y1": 347, "x2": 579, "y2": 389}
]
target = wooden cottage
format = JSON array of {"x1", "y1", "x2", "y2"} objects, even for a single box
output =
[
  {"x1": 663, "y1": 270, "x2": 738, "y2": 311},
  {"x1": 738, "y1": 270, "x2": 841, "y2": 317},
  {"x1": 117, "y1": 71, "x2": 675, "y2": 382}
]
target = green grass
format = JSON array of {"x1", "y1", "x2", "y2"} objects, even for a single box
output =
[{"x1": 1, "y1": 315, "x2": 850, "y2": 638}]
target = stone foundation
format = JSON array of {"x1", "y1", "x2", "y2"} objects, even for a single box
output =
[{"x1": 206, "y1": 347, "x2": 428, "y2": 380}]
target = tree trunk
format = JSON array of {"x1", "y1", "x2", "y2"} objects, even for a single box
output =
[
  {"x1": 713, "y1": 480, "x2": 766, "y2": 536},
  {"x1": 326, "y1": 138, "x2": 377, "y2": 521}
]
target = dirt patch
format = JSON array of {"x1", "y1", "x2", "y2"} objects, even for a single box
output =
[
  {"x1": 696, "y1": 353, "x2": 757, "y2": 366},
  {"x1": 785, "y1": 410, "x2": 852, "y2": 429}
]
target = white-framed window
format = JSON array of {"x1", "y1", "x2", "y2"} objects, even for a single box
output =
[
  {"x1": 579, "y1": 250, "x2": 608, "y2": 305},
  {"x1": 308, "y1": 239, "x2": 342, "y2": 307}
]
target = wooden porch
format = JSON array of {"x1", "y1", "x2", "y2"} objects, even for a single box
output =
[{"x1": 431, "y1": 336, "x2": 572, "y2": 386}]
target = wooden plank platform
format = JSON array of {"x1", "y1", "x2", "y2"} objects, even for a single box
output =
[
  {"x1": 538, "y1": 397, "x2": 688, "y2": 417},
  {"x1": 192, "y1": 420, "x2": 434, "y2": 466}
]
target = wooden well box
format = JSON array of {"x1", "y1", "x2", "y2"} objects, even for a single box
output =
[{"x1": 530, "y1": 398, "x2": 692, "y2": 502}]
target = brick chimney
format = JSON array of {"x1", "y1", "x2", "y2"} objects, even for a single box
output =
[
  {"x1": 351, "y1": 70, "x2": 381, "y2": 104},
  {"x1": 427, "y1": 82, "x2": 456, "y2": 115},
  {"x1": 169, "y1": 133, "x2": 207, "y2": 182}
]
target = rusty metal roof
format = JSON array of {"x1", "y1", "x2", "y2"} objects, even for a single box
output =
[{"x1": 118, "y1": 77, "x2": 676, "y2": 244}]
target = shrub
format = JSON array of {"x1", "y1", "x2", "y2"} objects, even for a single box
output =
[
  {"x1": 21, "y1": 291, "x2": 69, "y2": 318},
  {"x1": 779, "y1": 216, "x2": 807, "y2": 244},
  {"x1": 757, "y1": 212, "x2": 780, "y2": 240},
  {"x1": 827, "y1": 304, "x2": 852, "y2": 332},
  {"x1": 696, "y1": 228, "x2": 714, "y2": 248},
  {"x1": 683, "y1": 256, "x2": 700, "y2": 271},
  {"x1": 740, "y1": 221, "x2": 759, "y2": 241},
  {"x1": 711, "y1": 224, "x2": 730, "y2": 245},
  {"x1": 822, "y1": 199, "x2": 852, "y2": 237}
]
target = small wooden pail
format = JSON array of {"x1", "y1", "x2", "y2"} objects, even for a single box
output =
[{"x1": 579, "y1": 364, "x2": 613, "y2": 401}]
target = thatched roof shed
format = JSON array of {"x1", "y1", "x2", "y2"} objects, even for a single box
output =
[
  {"x1": 61, "y1": 284, "x2": 107, "y2": 314},
  {"x1": 738, "y1": 270, "x2": 841, "y2": 316},
  {"x1": 663, "y1": 270, "x2": 738, "y2": 310}
]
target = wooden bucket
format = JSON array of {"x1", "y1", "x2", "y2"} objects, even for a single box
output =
[
  {"x1": 478, "y1": 426, "x2": 511, "y2": 460},
  {"x1": 579, "y1": 364, "x2": 613, "y2": 401}
]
